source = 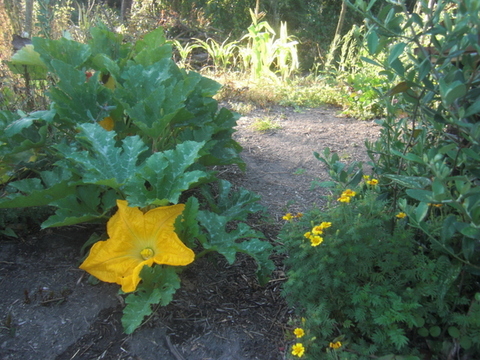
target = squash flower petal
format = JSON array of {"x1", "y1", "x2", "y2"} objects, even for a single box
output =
[{"x1": 80, "y1": 200, "x2": 194, "y2": 292}]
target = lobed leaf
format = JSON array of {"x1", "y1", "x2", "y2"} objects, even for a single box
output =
[
  {"x1": 197, "y1": 210, "x2": 273, "y2": 283},
  {"x1": 200, "y1": 179, "x2": 264, "y2": 220},
  {"x1": 0, "y1": 168, "x2": 76, "y2": 208},
  {"x1": 124, "y1": 141, "x2": 208, "y2": 207},
  {"x1": 57, "y1": 123, "x2": 148, "y2": 189},
  {"x1": 122, "y1": 266, "x2": 181, "y2": 334},
  {"x1": 41, "y1": 185, "x2": 117, "y2": 228}
]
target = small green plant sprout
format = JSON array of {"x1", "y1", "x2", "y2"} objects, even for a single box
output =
[
  {"x1": 293, "y1": 168, "x2": 306, "y2": 175},
  {"x1": 251, "y1": 116, "x2": 282, "y2": 132}
]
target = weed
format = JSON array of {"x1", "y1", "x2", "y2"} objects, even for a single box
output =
[{"x1": 251, "y1": 117, "x2": 282, "y2": 132}]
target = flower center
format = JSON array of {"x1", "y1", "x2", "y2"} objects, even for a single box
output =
[{"x1": 140, "y1": 247, "x2": 154, "y2": 260}]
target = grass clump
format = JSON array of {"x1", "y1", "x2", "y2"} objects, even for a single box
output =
[{"x1": 251, "y1": 116, "x2": 282, "y2": 132}]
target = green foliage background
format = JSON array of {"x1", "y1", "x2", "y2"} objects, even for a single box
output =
[{"x1": 279, "y1": 1, "x2": 480, "y2": 359}]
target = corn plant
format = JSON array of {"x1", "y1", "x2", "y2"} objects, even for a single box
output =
[
  {"x1": 239, "y1": 9, "x2": 298, "y2": 82},
  {"x1": 171, "y1": 39, "x2": 202, "y2": 69},
  {"x1": 193, "y1": 37, "x2": 239, "y2": 72}
]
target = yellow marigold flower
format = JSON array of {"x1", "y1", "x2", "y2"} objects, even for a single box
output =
[
  {"x1": 293, "y1": 328, "x2": 305, "y2": 338},
  {"x1": 79, "y1": 200, "x2": 195, "y2": 293},
  {"x1": 337, "y1": 195, "x2": 351, "y2": 203},
  {"x1": 329, "y1": 341, "x2": 342, "y2": 349},
  {"x1": 310, "y1": 236, "x2": 323, "y2": 247},
  {"x1": 98, "y1": 116, "x2": 115, "y2": 131},
  {"x1": 366, "y1": 179, "x2": 378, "y2": 186},
  {"x1": 319, "y1": 221, "x2": 332, "y2": 229},
  {"x1": 283, "y1": 213, "x2": 294, "y2": 221},
  {"x1": 342, "y1": 189, "x2": 356, "y2": 197},
  {"x1": 295, "y1": 213, "x2": 304, "y2": 218},
  {"x1": 291, "y1": 343, "x2": 305, "y2": 357},
  {"x1": 304, "y1": 231, "x2": 312, "y2": 239},
  {"x1": 363, "y1": 175, "x2": 370, "y2": 180},
  {"x1": 312, "y1": 225, "x2": 324, "y2": 235},
  {"x1": 396, "y1": 212, "x2": 407, "y2": 219}
]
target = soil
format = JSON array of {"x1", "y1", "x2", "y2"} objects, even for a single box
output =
[{"x1": 0, "y1": 105, "x2": 380, "y2": 360}]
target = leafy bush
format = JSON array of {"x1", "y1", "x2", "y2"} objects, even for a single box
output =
[
  {"x1": 0, "y1": 25, "x2": 273, "y2": 333},
  {"x1": 358, "y1": 0, "x2": 480, "y2": 277},
  {"x1": 280, "y1": 149, "x2": 480, "y2": 359},
  {"x1": 280, "y1": 0, "x2": 480, "y2": 358}
]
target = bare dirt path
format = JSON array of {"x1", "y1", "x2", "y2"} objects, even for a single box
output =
[
  {"x1": 0, "y1": 105, "x2": 380, "y2": 360},
  {"x1": 231, "y1": 105, "x2": 380, "y2": 218}
]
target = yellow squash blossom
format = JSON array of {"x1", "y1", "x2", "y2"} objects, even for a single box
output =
[
  {"x1": 80, "y1": 200, "x2": 195, "y2": 292},
  {"x1": 291, "y1": 343, "x2": 305, "y2": 357},
  {"x1": 294, "y1": 328, "x2": 305, "y2": 338},
  {"x1": 99, "y1": 116, "x2": 115, "y2": 131}
]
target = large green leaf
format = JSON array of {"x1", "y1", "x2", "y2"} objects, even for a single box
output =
[
  {"x1": 197, "y1": 210, "x2": 273, "y2": 284},
  {"x1": 200, "y1": 179, "x2": 264, "y2": 220},
  {"x1": 133, "y1": 28, "x2": 172, "y2": 66},
  {"x1": 122, "y1": 266, "x2": 181, "y2": 334},
  {"x1": 7, "y1": 44, "x2": 48, "y2": 80},
  {"x1": 41, "y1": 185, "x2": 117, "y2": 228},
  {"x1": 57, "y1": 123, "x2": 148, "y2": 189},
  {"x1": 175, "y1": 196, "x2": 205, "y2": 249},
  {"x1": 32, "y1": 36, "x2": 91, "y2": 71},
  {"x1": 124, "y1": 141, "x2": 208, "y2": 207},
  {"x1": 0, "y1": 168, "x2": 76, "y2": 208},
  {"x1": 197, "y1": 211, "x2": 260, "y2": 263},
  {"x1": 4, "y1": 109, "x2": 56, "y2": 137},
  {"x1": 88, "y1": 26, "x2": 126, "y2": 61},
  {"x1": 118, "y1": 61, "x2": 200, "y2": 140},
  {"x1": 48, "y1": 61, "x2": 113, "y2": 124},
  {"x1": 384, "y1": 174, "x2": 431, "y2": 189}
]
